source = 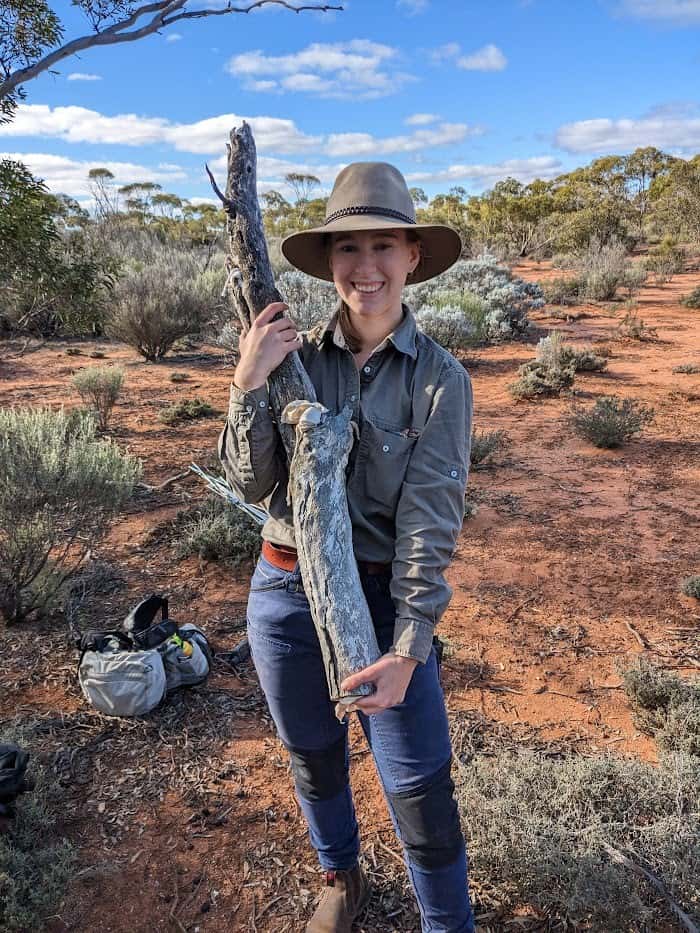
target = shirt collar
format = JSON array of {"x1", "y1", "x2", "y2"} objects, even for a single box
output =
[{"x1": 311, "y1": 304, "x2": 417, "y2": 360}]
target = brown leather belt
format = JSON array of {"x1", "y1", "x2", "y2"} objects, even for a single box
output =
[{"x1": 262, "y1": 540, "x2": 391, "y2": 576}]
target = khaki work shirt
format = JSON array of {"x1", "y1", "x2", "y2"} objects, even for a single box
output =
[{"x1": 218, "y1": 305, "x2": 473, "y2": 664}]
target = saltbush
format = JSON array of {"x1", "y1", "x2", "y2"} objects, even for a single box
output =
[
  {"x1": 620, "y1": 264, "x2": 648, "y2": 297},
  {"x1": 616, "y1": 311, "x2": 657, "y2": 341},
  {"x1": 457, "y1": 749, "x2": 700, "y2": 931},
  {"x1": 682, "y1": 575, "x2": 700, "y2": 598},
  {"x1": 681, "y1": 286, "x2": 700, "y2": 309},
  {"x1": 622, "y1": 658, "x2": 700, "y2": 756},
  {"x1": 540, "y1": 276, "x2": 581, "y2": 305},
  {"x1": 470, "y1": 430, "x2": 509, "y2": 468},
  {"x1": 0, "y1": 408, "x2": 140, "y2": 623},
  {"x1": 71, "y1": 365, "x2": 124, "y2": 431},
  {"x1": 673, "y1": 363, "x2": 700, "y2": 374},
  {"x1": 536, "y1": 331, "x2": 607, "y2": 373},
  {"x1": 415, "y1": 293, "x2": 486, "y2": 350},
  {"x1": 567, "y1": 396, "x2": 654, "y2": 448},
  {"x1": 277, "y1": 270, "x2": 337, "y2": 331},
  {"x1": 509, "y1": 359, "x2": 574, "y2": 399},
  {"x1": 408, "y1": 255, "x2": 543, "y2": 342},
  {"x1": 158, "y1": 398, "x2": 216, "y2": 425},
  {"x1": 176, "y1": 496, "x2": 261, "y2": 564},
  {"x1": 0, "y1": 727, "x2": 76, "y2": 931}
]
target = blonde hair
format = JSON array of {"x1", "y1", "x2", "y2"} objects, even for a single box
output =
[{"x1": 324, "y1": 229, "x2": 423, "y2": 354}]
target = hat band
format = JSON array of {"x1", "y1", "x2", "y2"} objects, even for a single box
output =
[{"x1": 324, "y1": 205, "x2": 415, "y2": 226}]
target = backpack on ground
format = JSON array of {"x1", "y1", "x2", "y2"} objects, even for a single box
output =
[{"x1": 76, "y1": 595, "x2": 213, "y2": 717}]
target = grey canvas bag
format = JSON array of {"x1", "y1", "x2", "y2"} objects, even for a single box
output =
[
  {"x1": 78, "y1": 633, "x2": 167, "y2": 717},
  {"x1": 158, "y1": 624, "x2": 212, "y2": 691}
]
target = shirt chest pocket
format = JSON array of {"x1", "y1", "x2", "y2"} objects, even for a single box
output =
[{"x1": 348, "y1": 417, "x2": 421, "y2": 517}]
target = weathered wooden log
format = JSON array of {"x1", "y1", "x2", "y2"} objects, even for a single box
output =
[{"x1": 209, "y1": 122, "x2": 381, "y2": 712}]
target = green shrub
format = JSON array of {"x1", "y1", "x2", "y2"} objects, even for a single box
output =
[
  {"x1": 673, "y1": 363, "x2": 700, "y2": 374},
  {"x1": 616, "y1": 311, "x2": 658, "y2": 341},
  {"x1": 107, "y1": 250, "x2": 207, "y2": 361},
  {"x1": 158, "y1": 397, "x2": 216, "y2": 425},
  {"x1": 537, "y1": 330, "x2": 607, "y2": 373},
  {"x1": 176, "y1": 497, "x2": 260, "y2": 564},
  {"x1": 510, "y1": 333, "x2": 576, "y2": 399},
  {"x1": 622, "y1": 658, "x2": 700, "y2": 756},
  {"x1": 456, "y1": 749, "x2": 700, "y2": 932},
  {"x1": 0, "y1": 408, "x2": 140, "y2": 623},
  {"x1": 567, "y1": 396, "x2": 654, "y2": 448},
  {"x1": 682, "y1": 575, "x2": 700, "y2": 598},
  {"x1": 0, "y1": 727, "x2": 76, "y2": 932},
  {"x1": 645, "y1": 237, "x2": 685, "y2": 284},
  {"x1": 574, "y1": 236, "x2": 630, "y2": 301},
  {"x1": 169, "y1": 372, "x2": 191, "y2": 383},
  {"x1": 681, "y1": 286, "x2": 700, "y2": 309},
  {"x1": 71, "y1": 365, "x2": 124, "y2": 431},
  {"x1": 620, "y1": 263, "x2": 648, "y2": 297},
  {"x1": 415, "y1": 291, "x2": 488, "y2": 350},
  {"x1": 463, "y1": 499, "x2": 479, "y2": 519},
  {"x1": 540, "y1": 276, "x2": 581, "y2": 305},
  {"x1": 470, "y1": 430, "x2": 509, "y2": 468}
]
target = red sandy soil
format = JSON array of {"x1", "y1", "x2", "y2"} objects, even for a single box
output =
[{"x1": 1, "y1": 261, "x2": 698, "y2": 932}]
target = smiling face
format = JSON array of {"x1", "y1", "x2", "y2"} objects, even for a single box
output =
[{"x1": 328, "y1": 228, "x2": 421, "y2": 329}]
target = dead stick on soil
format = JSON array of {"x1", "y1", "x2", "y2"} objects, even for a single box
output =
[
  {"x1": 624, "y1": 620, "x2": 649, "y2": 648},
  {"x1": 601, "y1": 843, "x2": 698, "y2": 933},
  {"x1": 504, "y1": 594, "x2": 540, "y2": 624},
  {"x1": 376, "y1": 838, "x2": 406, "y2": 868},
  {"x1": 137, "y1": 471, "x2": 192, "y2": 492}
]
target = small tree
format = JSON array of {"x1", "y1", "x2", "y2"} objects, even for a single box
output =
[
  {"x1": 0, "y1": 408, "x2": 140, "y2": 624},
  {"x1": 71, "y1": 365, "x2": 124, "y2": 431}
]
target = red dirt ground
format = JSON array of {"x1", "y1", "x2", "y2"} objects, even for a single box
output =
[{"x1": 1, "y1": 260, "x2": 698, "y2": 932}]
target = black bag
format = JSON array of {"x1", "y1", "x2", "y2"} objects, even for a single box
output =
[
  {"x1": 123, "y1": 594, "x2": 176, "y2": 650},
  {"x1": 0, "y1": 743, "x2": 35, "y2": 818}
]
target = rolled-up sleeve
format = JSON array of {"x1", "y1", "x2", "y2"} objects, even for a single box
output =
[
  {"x1": 390, "y1": 364, "x2": 473, "y2": 663},
  {"x1": 217, "y1": 382, "x2": 283, "y2": 504}
]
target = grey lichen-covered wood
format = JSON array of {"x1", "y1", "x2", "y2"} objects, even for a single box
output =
[
  {"x1": 210, "y1": 122, "x2": 380, "y2": 711},
  {"x1": 283, "y1": 402, "x2": 381, "y2": 706}
]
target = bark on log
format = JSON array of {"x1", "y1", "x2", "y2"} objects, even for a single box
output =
[{"x1": 211, "y1": 122, "x2": 381, "y2": 711}]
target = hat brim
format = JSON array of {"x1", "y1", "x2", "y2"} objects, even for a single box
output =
[{"x1": 280, "y1": 216, "x2": 462, "y2": 284}]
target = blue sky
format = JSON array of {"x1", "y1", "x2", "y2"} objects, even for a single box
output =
[{"x1": 2, "y1": 0, "x2": 700, "y2": 206}]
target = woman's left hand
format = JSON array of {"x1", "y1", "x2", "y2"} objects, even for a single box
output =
[{"x1": 340, "y1": 653, "x2": 419, "y2": 716}]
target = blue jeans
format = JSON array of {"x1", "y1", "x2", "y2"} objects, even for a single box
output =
[{"x1": 246, "y1": 553, "x2": 476, "y2": 933}]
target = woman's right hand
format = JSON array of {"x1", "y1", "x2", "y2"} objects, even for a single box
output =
[{"x1": 233, "y1": 302, "x2": 302, "y2": 391}]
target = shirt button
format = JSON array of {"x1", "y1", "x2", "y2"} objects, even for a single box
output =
[
  {"x1": 363, "y1": 365, "x2": 371, "y2": 374},
  {"x1": 259, "y1": 401, "x2": 266, "y2": 408},
  {"x1": 350, "y1": 394, "x2": 357, "y2": 402},
  {"x1": 450, "y1": 469, "x2": 458, "y2": 478},
  {"x1": 246, "y1": 405, "x2": 252, "y2": 413},
  {"x1": 382, "y1": 444, "x2": 390, "y2": 453}
]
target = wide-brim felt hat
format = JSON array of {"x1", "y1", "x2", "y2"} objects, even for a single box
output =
[{"x1": 280, "y1": 161, "x2": 462, "y2": 284}]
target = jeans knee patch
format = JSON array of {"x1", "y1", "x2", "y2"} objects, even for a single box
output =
[
  {"x1": 287, "y1": 734, "x2": 347, "y2": 802},
  {"x1": 388, "y1": 759, "x2": 463, "y2": 869}
]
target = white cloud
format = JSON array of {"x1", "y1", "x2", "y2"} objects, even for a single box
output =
[
  {"x1": 555, "y1": 114, "x2": 700, "y2": 152},
  {"x1": 227, "y1": 39, "x2": 415, "y2": 99},
  {"x1": 405, "y1": 113, "x2": 440, "y2": 126},
  {"x1": 0, "y1": 104, "x2": 320, "y2": 154},
  {"x1": 617, "y1": 0, "x2": 700, "y2": 22},
  {"x1": 67, "y1": 72, "x2": 102, "y2": 82},
  {"x1": 397, "y1": 0, "x2": 429, "y2": 13},
  {"x1": 430, "y1": 42, "x2": 461, "y2": 63},
  {"x1": 325, "y1": 122, "x2": 480, "y2": 157},
  {"x1": 407, "y1": 156, "x2": 563, "y2": 189},
  {"x1": 457, "y1": 44, "x2": 508, "y2": 72},
  {"x1": 0, "y1": 152, "x2": 186, "y2": 197},
  {"x1": 165, "y1": 32, "x2": 183, "y2": 42}
]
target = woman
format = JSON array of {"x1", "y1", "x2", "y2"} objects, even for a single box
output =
[{"x1": 218, "y1": 161, "x2": 475, "y2": 933}]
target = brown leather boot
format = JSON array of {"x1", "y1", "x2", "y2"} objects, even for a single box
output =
[{"x1": 305, "y1": 864, "x2": 370, "y2": 932}]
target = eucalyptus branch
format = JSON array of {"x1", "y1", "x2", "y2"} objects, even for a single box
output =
[{"x1": 0, "y1": 1, "x2": 342, "y2": 101}]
